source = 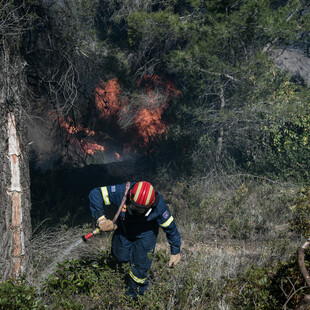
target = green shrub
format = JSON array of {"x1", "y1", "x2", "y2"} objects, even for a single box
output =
[
  {"x1": 224, "y1": 248, "x2": 310, "y2": 309},
  {"x1": 290, "y1": 186, "x2": 310, "y2": 238},
  {"x1": 44, "y1": 251, "x2": 128, "y2": 308},
  {"x1": 0, "y1": 277, "x2": 43, "y2": 310},
  {"x1": 224, "y1": 266, "x2": 279, "y2": 309}
]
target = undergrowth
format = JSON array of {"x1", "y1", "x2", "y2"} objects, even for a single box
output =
[
  {"x1": 1, "y1": 180, "x2": 309, "y2": 309},
  {"x1": 165, "y1": 177, "x2": 298, "y2": 243},
  {"x1": 224, "y1": 248, "x2": 310, "y2": 309},
  {"x1": 1, "y1": 248, "x2": 309, "y2": 309}
]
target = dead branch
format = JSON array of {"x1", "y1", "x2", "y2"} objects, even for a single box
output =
[{"x1": 297, "y1": 238, "x2": 310, "y2": 310}]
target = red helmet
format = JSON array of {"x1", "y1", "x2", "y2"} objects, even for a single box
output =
[{"x1": 129, "y1": 181, "x2": 155, "y2": 208}]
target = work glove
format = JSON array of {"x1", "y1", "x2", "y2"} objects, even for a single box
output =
[
  {"x1": 168, "y1": 253, "x2": 181, "y2": 268},
  {"x1": 97, "y1": 215, "x2": 117, "y2": 232}
]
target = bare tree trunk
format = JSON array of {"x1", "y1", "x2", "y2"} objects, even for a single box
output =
[{"x1": 0, "y1": 37, "x2": 32, "y2": 280}]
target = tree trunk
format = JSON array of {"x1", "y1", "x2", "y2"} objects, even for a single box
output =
[{"x1": 0, "y1": 38, "x2": 32, "y2": 280}]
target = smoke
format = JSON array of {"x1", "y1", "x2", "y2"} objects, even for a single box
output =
[{"x1": 27, "y1": 116, "x2": 60, "y2": 169}]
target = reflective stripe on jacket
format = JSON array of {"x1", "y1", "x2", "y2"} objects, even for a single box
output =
[{"x1": 89, "y1": 182, "x2": 181, "y2": 255}]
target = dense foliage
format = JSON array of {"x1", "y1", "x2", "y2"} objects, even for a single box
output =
[
  {"x1": 0, "y1": 277, "x2": 42, "y2": 310},
  {"x1": 290, "y1": 186, "x2": 310, "y2": 238}
]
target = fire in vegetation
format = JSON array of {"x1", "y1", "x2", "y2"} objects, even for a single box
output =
[
  {"x1": 58, "y1": 116, "x2": 95, "y2": 136},
  {"x1": 133, "y1": 107, "x2": 168, "y2": 144},
  {"x1": 95, "y1": 78, "x2": 122, "y2": 119},
  {"x1": 114, "y1": 152, "x2": 122, "y2": 160},
  {"x1": 55, "y1": 114, "x2": 106, "y2": 157},
  {"x1": 56, "y1": 75, "x2": 179, "y2": 160},
  {"x1": 95, "y1": 75, "x2": 179, "y2": 146},
  {"x1": 80, "y1": 140, "x2": 105, "y2": 155}
]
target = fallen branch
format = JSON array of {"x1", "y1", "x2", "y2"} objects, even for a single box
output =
[{"x1": 297, "y1": 238, "x2": 310, "y2": 309}]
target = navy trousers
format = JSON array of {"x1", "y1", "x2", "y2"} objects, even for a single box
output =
[{"x1": 111, "y1": 232, "x2": 157, "y2": 298}]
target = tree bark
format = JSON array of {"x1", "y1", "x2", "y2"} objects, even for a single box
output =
[{"x1": 0, "y1": 37, "x2": 32, "y2": 280}]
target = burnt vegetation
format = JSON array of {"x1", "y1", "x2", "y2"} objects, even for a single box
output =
[{"x1": 1, "y1": 0, "x2": 310, "y2": 309}]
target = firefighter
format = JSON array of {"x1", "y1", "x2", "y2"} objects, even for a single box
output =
[{"x1": 88, "y1": 181, "x2": 181, "y2": 298}]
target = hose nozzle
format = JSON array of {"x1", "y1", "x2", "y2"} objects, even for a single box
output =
[{"x1": 82, "y1": 227, "x2": 100, "y2": 242}]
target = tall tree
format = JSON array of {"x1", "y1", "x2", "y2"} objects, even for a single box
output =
[
  {"x1": 0, "y1": 0, "x2": 33, "y2": 280},
  {"x1": 163, "y1": 0, "x2": 307, "y2": 177},
  {"x1": 0, "y1": 0, "x2": 102, "y2": 279}
]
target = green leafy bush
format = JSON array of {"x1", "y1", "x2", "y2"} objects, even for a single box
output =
[
  {"x1": 0, "y1": 277, "x2": 43, "y2": 310},
  {"x1": 44, "y1": 251, "x2": 128, "y2": 308},
  {"x1": 290, "y1": 186, "x2": 310, "y2": 238},
  {"x1": 224, "y1": 266, "x2": 279, "y2": 309},
  {"x1": 224, "y1": 248, "x2": 310, "y2": 309},
  {"x1": 249, "y1": 82, "x2": 310, "y2": 182}
]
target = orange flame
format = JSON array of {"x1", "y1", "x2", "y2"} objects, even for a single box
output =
[
  {"x1": 94, "y1": 75, "x2": 179, "y2": 148},
  {"x1": 133, "y1": 107, "x2": 168, "y2": 144},
  {"x1": 114, "y1": 152, "x2": 122, "y2": 160},
  {"x1": 55, "y1": 114, "x2": 105, "y2": 156},
  {"x1": 58, "y1": 116, "x2": 95, "y2": 136},
  {"x1": 80, "y1": 140, "x2": 105, "y2": 155},
  {"x1": 95, "y1": 78, "x2": 122, "y2": 118}
]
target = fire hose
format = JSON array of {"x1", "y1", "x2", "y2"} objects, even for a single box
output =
[{"x1": 82, "y1": 182, "x2": 130, "y2": 242}]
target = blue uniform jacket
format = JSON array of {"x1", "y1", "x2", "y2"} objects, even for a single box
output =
[{"x1": 89, "y1": 182, "x2": 181, "y2": 255}]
